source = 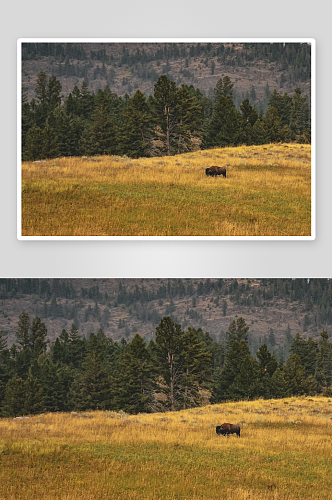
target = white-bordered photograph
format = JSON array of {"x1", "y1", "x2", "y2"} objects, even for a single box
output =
[
  {"x1": 18, "y1": 38, "x2": 315, "y2": 240},
  {"x1": 0, "y1": 277, "x2": 331, "y2": 498}
]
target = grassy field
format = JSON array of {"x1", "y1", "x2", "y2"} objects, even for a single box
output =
[
  {"x1": 21, "y1": 143, "x2": 312, "y2": 237},
  {"x1": 0, "y1": 396, "x2": 331, "y2": 499}
]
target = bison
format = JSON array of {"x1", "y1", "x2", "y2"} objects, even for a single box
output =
[
  {"x1": 205, "y1": 166, "x2": 226, "y2": 178},
  {"x1": 216, "y1": 423, "x2": 240, "y2": 438},
  {"x1": 206, "y1": 167, "x2": 215, "y2": 177}
]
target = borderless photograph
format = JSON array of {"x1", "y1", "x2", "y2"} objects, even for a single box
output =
[
  {"x1": 0, "y1": 278, "x2": 331, "y2": 498},
  {"x1": 18, "y1": 39, "x2": 315, "y2": 239}
]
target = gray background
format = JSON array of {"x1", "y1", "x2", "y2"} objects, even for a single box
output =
[{"x1": 1, "y1": 0, "x2": 330, "y2": 278}]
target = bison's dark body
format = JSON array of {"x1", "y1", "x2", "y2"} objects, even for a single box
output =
[
  {"x1": 216, "y1": 423, "x2": 240, "y2": 437},
  {"x1": 205, "y1": 166, "x2": 226, "y2": 178}
]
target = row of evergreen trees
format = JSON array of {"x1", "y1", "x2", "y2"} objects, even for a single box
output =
[
  {"x1": 1, "y1": 279, "x2": 331, "y2": 310},
  {"x1": 22, "y1": 71, "x2": 310, "y2": 161},
  {"x1": 22, "y1": 43, "x2": 310, "y2": 69},
  {"x1": 0, "y1": 313, "x2": 331, "y2": 418}
]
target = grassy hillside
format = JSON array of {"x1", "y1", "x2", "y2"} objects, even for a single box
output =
[
  {"x1": 0, "y1": 396, "x2": 331, "y2": 499},
  {"x1": 21, "y1": 143, "x2": 311, "y2": 237}
]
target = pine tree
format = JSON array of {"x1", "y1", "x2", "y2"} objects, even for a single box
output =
[
  {"x1": 22, "y1": 87, "x2": 34, "y2": 155},
  {"x1": 290, "y1": 333, "x2": 318, "y2": 377},
  {"x1": 270, "y1": 367, "x2": 287, "y2": 398},
  {"x1": 305, "y1": 374, "x2": 318, "y2": 396},
  {"x1": 23, "y1": 370, "x2": 45, "y2": 415},
  {"x1": 263, "y1": 107, "x2": 283, "y2": 143},
  {"x1": 215, "y1": 76, "x2": 234, "y2": 102},
  {"x1": 193, "y1": 328, "x2": 225, "y2": 371},
  {"x1": 240, "y1": 98, "x2": 258, "y2": 145},
  {"x1": 284, "y1": 354, "x2": 307, "y2": 396},
  {"x1": 225, "y1": 317, "x2": 249, "y2": 351},
  {"x1": 23, "y1": 126, "x2": 44, "y2": 161},
  {"x1": 44, "y1": 128, "x2": 58, "y2": 159},
  {"x1": 87, "y1": 104, "x2": 117, "y2": 156},
  {"x1": 16, "y1": 312, "x2": 31, "y2": 350},
  {"x1": 0, "y1": 329, "x2": 8, "y2": 355},
  {"x1": 0, "y1": 331, "x2": 7, "y2": 408},
  {"x1": 65, "y1": 92, "x2": 77, "y2": 116},
  {"x1": 230, "y1": 344, "x2": 259, "y2": 400},
  {"x1": 70, "y1": 115, "x2": 86, "y2": 156},
  {"x1": 15, "y1": 312, "x2": 32, "y2": 375},
  {"x1": 117, "y1": 90, "x2": 152, "y2": 158},
  {"x1": 80, "y1": 81, "x2": 95, "y2": 120},
  {"x1": 52, "y1": 337, "x2": 65, "y2": 364},
  {"x1": 252, "y1": 119, "x2": 267, "y2": 145},
  {"x1": 113, "y1": 334, "x2": 155, "y2": 414},
  {"x1": 68, "y1": 324, "x2": 85, "y2": 369},
  {"x1": 1, "y1": 377, "x2": 26, "y2": 417},
  {"x1": 175, "y1": 84, "x2": 202, "y2": 154},
  {"x1": 35, "y1": 71, "x2": 48, "y2": 104},
  {"x1": 256, "y1": 344, "x2": 278, "y2": 397},
  {"x1": 46, "y1": 75, "x2": 62, "y2": 113},
  {"x1": 205, "y1": 95, "x2": 242, "y2": 148},
  {"x1": 268, "y1": 89, "x2": 293, "y2": 128},
  {"x1": 79, "y1": 351, "x2": 112, "y2": 410},
  {"x1": 151, "y1": 75, "x2": 178, "y2": 156},
  {"x1": 34, "y1": 71, "x2": 49, "y2": 128},
  {"x1": 212, "y1": 341, "x2": 258, "y2": 402},
  {"x1": 54, "y1": 109, "x2": 73, "y2": 157},
  {"x1": 289, "y1": 87, "x2": 310, "y2": 141},
  {"x1": 150, "y1": 316, "x2": 184, "y2": 411},
  {"x1": 56, "y1": 364, "x2": 74, "y2": 411},
  {"x1": 35, "y1": 356, "x2": 63, "y2": 412},
  {"x1": 29, "y1": 316, "x2": 48, "y2": 360},
  {"x1": 180, "y1": 327, "x2": 212, "y2": 409}
]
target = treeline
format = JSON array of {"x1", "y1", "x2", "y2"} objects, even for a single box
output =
[
  {"x1": 21, "y1": 71, "x2": 310, "y2": 161},
  {"x1": 0, "y1": 313, "x2": 331, "y2": 418},
  {"x1": 22, "y1": 42, "x2": 311, "y2": 89}
]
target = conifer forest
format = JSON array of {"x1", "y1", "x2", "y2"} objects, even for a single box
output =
[
  {"x1": 21, "y1": 42, "x2": 311, "y2": 161},
  {"x1": 0, "y1": 278, "x2": 331, "y2": 418}
]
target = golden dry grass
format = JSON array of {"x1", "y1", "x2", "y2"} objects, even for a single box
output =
[
  {"x1": 21, "y1": 144, "x2": 312, "y2": 237},
  {"x1": 0, "y1": 396, "x2": 331, "y2": 499}
]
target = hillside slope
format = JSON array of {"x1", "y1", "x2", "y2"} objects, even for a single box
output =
[
  {"x1": 21, "y1": 41, "x2": 311, "y2": 110},
  {"x1": 0, "y1": 278, "x2": 330, "y2": 359}
]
